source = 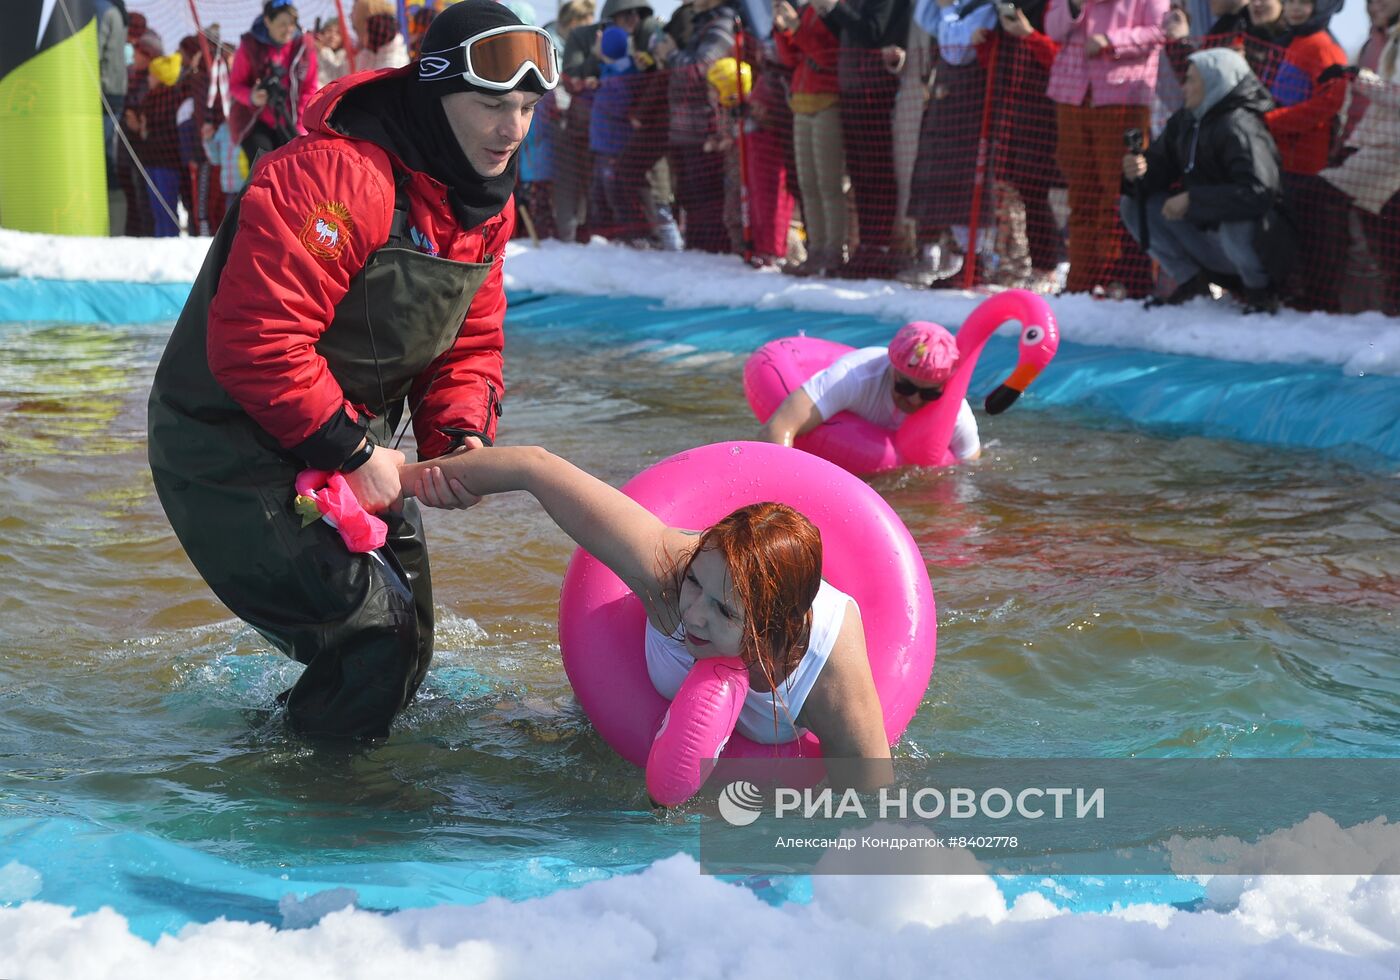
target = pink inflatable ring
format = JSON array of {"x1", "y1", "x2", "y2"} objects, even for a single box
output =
[{"x1": 557, "y1": 441, "x2": 936, "y2": 778}]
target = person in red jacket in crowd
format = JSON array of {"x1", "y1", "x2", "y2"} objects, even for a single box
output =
[
  {"x1": 1245, "y1": 0, "x2": 1348, "y2": 309},
  {"x1": 147, "y1": 0, "x2": 560, "y2": 739},
  {"x1": 1249, "y1": 0, "x2": 1345, "y2": 174}
]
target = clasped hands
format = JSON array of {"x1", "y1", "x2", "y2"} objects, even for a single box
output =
[{"x1": 344, "y1": 440, "x2": 485, "y2": 513}]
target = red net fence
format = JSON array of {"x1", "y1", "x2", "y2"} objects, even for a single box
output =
[{"x1": 103, "y1": 2, "x2": 1400, "y2": 315}]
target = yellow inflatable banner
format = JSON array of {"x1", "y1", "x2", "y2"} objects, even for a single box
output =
[{"x1": 0, "y1": 0, "x2": 107, "y2": 235}]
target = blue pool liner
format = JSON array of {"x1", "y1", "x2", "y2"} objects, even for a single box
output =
[
  {"x1": 0, "y1": 278, "x2": 191, "y2": 325},
  {"x1": 3, "y1": 279, "x2": 1397, "y2": 462},
  {"x1": 504, "y1": 292, "x2": 1400, "y2": 464},
  {"x1": 5, "y1": 280, "x2": 1394, "y2": 462}
]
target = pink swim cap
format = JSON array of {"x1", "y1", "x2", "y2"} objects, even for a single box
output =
[{"x1": 888, "y1": 321, "x2": 959, "y2": 385}]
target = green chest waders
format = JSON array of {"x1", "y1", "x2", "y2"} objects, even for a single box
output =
[{"x1": 148, "y1": 180, "x2": 494, "y2": 738}]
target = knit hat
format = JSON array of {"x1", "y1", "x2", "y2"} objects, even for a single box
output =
[
  {"x1": 418, "y1": 0, "x2": 550, "y2": 94},
  {"x1": 600, "y1": 25, "x2": 629, "y2": 60},
  {"x1": 888, "y1": 321, "x2": 959, "y2": 384}
]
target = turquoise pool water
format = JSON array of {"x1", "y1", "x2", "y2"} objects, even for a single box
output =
[{"x1": 1, "y1": 291, "x2": 1395, "y2": 939}]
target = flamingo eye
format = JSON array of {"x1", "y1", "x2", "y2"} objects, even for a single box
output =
[{"x1": 1022, "y1": 326, "x2": 1044, "y2": 345}]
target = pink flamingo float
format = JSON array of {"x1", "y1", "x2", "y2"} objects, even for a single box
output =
[{"x1": 744, "y1": 289, "x2": 1061, "y2": 474}]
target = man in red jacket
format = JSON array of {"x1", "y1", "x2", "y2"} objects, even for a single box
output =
[{"x1": 147, "y1": 0, "x2": 559, "y2": 738}]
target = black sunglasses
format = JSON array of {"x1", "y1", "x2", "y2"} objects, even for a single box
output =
[{"x1": 893, "y1": 377, "x2": 945, "y2": 401}]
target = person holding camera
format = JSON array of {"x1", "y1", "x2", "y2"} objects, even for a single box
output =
[
  {"x1": 148, "y1": 0, "x2": 558, "y2": 738},
  {"x1": 229, "y1": 0, "x2": 318, "y2": 163},
  {"x1": 1119, "y1": 47, "x2": 1295, "y2": 312}
]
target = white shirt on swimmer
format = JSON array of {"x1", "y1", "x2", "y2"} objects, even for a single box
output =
[
  {"x1": 801, "y1": 346, "x2": 980, "y2": 461},
  {"x1": 644, "y1": 579, "x2": 856, "y2": 745}
]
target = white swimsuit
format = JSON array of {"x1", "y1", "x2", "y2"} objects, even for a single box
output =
[{"x1": 644, "y1": 580, "x2": 855, "y2": 744}]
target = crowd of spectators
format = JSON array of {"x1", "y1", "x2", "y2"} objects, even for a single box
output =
[
  {"x1": 98, "y1": 0, "x2": 410, "y2": 239},
  {"x1": 97, "y1": 0, "x2": 1400, "y2": 315}
]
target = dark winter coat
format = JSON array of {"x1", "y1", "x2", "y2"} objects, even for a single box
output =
[
  {"x1": 820, "y1": 0, "x2": 910, "y2": 90},
  {"x1": 1139, "y1": 72, "x2": 1282, "y2": 225},
  {"x1": 1136, "y1": 72, "x2": 1297, "y2": 281}
]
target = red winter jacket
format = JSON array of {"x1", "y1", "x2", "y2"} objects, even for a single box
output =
[
  {"x1": 1264, "y1": 29, "x2": 1347, "y2": 175},
  {"x1": 206, "y1": 67, "x2": 511, "y2": 463},
  {"x1": 774, "y1": 5, "x2": 840, "y2": 98}
]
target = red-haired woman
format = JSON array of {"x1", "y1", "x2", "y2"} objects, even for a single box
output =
[{"x1": 399, "y1": 447, "x2": 892, "y2": 759}]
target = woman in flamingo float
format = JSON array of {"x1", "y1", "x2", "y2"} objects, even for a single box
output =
[
  {"x1": 757, "y1": 320, "x2": 982, "y2": 463},
  {"x1": 398, "y1": 441, "x2": 931, "y2": 802},
  {"x1": 749, "y1": 289, "x2": 1060, "y2": 474}
]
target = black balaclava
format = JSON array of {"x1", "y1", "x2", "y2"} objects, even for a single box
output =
[{"x1": 342, "y1": 0, "x2": 546, "y2": 230}]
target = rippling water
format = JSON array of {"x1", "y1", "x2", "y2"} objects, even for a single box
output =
[{"x1": 0, "y1": 308, "x2": 1396, "y2": 901}]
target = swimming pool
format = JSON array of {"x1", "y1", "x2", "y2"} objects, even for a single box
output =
[{"x1": 1, "y1": 284, "x2": 1397, "y2": 962}]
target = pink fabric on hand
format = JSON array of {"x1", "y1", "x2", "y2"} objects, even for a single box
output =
[{"x1": 295, "y1": 468, "x2": 389, "y2": 552}]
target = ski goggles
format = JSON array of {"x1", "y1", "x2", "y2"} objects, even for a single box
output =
[{"x1": 418, "y1": 25, "x2": 560, "y2": 92}]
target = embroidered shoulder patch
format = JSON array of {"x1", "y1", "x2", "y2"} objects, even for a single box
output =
[{"x1": 299, "y1": 202, "x2": 354, "y2": 261}]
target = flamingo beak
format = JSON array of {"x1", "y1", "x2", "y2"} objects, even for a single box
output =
[
  {"x1": 985, "y1": 361, "x2": 1045, "y2": 414},
  {"x1": 985, "y1": 384, "x2": 1020, "y2": 415}
]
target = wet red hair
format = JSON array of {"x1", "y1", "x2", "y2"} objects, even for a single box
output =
[{"x1": 683, "y1": 502, "x2": 822, "y2": 688}]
